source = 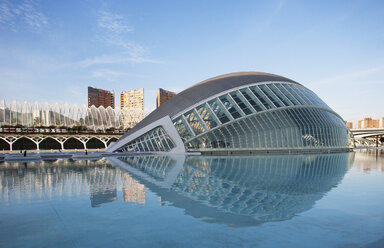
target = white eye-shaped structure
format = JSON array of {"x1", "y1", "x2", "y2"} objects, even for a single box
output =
[{"x1": 107, "y1": 72, "x2": 354, "y2": 154}]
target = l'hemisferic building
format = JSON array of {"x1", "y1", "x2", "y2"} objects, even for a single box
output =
[{"x1": 107, "y1": 72, "x2": 354, "y2": 154}]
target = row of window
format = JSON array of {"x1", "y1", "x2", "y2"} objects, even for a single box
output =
[
  {"x1": 117, "y1": 126, "x2": 175, "y2": 152},
  {"x1": 173, "y1": 82, "x2": 333, "y2": 143},
  {"x1": 186, "y1": 108, "x2": 349, "y2": 150}
]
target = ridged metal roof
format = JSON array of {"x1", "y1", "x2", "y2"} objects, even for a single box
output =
[{"x1": 123, "y1": 72, "x2": 300, "y2": 138}]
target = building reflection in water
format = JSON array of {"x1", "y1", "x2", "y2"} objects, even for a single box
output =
[
  {"x1": 0, "y1": 159, "x2": 105, "y2": 202},
  {"x1": 0, "y1": 158, "x2": 147, "y2": 207},
  {"x1": 122, "y1": 173, "x2": 146, "y2": 204},
  {"x1": 88, "y1": 166, "x2": 118, "y2": 208},
  {"x1": 0, "y1": 152, "x2": 354, "y2": 226},
  {"x1": 109, "y1": 152, "x2": 354, "y2": 227}
]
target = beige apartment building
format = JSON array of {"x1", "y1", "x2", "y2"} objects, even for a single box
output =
[
  {"x1": 119, "y1": 88, "x2": 145, "y2": 129},
  {"x1": 120, "y1": 88, "x2": 144, "y2": 110},
  {"x1": 357, "y1": 117, "x2": 381, "y2": 129}
]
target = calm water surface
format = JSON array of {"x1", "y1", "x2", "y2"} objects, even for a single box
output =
[{"x1": 0, "y1": 150, "x2": 383, "y2": 248}]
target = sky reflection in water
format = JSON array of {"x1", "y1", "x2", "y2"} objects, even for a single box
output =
[{"x1": 0, "y1": 150, "x2": 383, "y2": 248}]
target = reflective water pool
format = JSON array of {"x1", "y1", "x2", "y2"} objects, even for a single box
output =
[{"x1": 1, "y1": 150, "x2": 383, "y2": 247}]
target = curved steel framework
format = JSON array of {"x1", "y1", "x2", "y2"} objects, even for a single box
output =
[
  {"x1": 121, "y1": 126, "x2": 175, "y2": 152},
  {"x1": 175, "y1": 82, "x2": 352, "y2": 151},
  {"x1": 114, "y1": 79, "x2": 353, "y2": 153},
  {"x1": 0, "y1": 100, "x2": 148, "y2": 131}
]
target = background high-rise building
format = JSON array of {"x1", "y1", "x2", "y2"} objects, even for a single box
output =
[
  {"x1": 373, "y1": 119, "x2": 380, "y2": 128},
  {"x1": 120, "y1": 88, "x2": 144, "y2": 110},
  {"x1": 120, "y1": 88, "x2": 145, "y2": 129},
  {"x1": 88, "y1": 87, "x2": 115, "y2": 108},
  {"x1": 357, "y1": 117, "x2": 380, "y2": 129},
  {"x1": 156, "y1": 88, "x2": 176, "y2": 108}
]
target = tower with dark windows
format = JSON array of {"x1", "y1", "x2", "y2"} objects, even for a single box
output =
[
  {"x1": 88, "y1": 86, "x2": 115, "y2": 109},
  {"x1": 107, "y1": 72, "x2": 354, "y2": 154},
  {"x1": 156, "y1": 88, "x2": 176, "y2": 108}
]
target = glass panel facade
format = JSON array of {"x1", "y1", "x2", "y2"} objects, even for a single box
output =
[
  {"x1": 229, "y1": 91, "x2": 253, "y2": 115},
  {"x1": 249, "y1": 86, "x2": 274, "y2": 109},
  {"x1": 266, "y1": 84, "x2": 292, "y2": 106},
  {"x1": 186, "y1": 108, "x2": 348, "y2": 151},
  {"x1": 219, "y1": 94, "x2": 242, "y2": 119},
  {"x1": 184, "y1": 110, "x2": 206, "y2": 135},
  {"x1": 117, "y1": 126, "x2": 175, "y2": 152},
  {"x1": 281, "y1": 84, "x2": 308, "y2": 105},
  {"x1": 258, "y1": 84, "x2": 284, "y2": 107},
  {"x1": 208, "y1": 99, "x2": 231, "y2": 124},
  {"x1": 196, "y1": 104, "x2": 218, "y2": 130},
  {"x1": 173, "y1": 117, "x2": 193, "y2": 141},
  {"x1": 295, "y1": 85, "x2": 330, "y2": 109},
  {"x1": 170, "y1": 81, "x2": 347, "y2": 151},
  {"x1": 239, "y1": 89, "x2": 264, "y2": 112},
  {"x1": 289, "y1": 84, "x2": 316, "y2": 106},
  {"x1": 275, "y1": 83, "x2": 300, "y2": 105}
]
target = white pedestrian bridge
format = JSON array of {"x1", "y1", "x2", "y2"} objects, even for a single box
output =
[{"x1": 351, "y1": 128, "x2": 384, "y2": 146}]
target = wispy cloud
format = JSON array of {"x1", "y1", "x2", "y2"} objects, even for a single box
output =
[
  {"x1": 0, "y1": 0, "x2": 47, "y2": 32},
  {"x1": 98, "y1": 11, "x2": 133, "y2": 35},
  {"x1": 85, "y1": 10, "x2": 159, "y2": 66}
]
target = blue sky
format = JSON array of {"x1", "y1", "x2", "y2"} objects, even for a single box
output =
[{"x1": 0, "y1": 0, "x2": 383, "y2": 124}]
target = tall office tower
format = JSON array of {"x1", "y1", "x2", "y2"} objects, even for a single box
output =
[
  {"x1": 120, "y1": 88, "x2": 144, "y2": 110},
  {"x1": 156, "y1": 88, "x2": 176, "y2": 108},
  {"x1": 344, "y1": 121, "x2": 353, "y2": 129},
  {"x1": 88, "y1": 86, "x2": 115, "y2": 108}
]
